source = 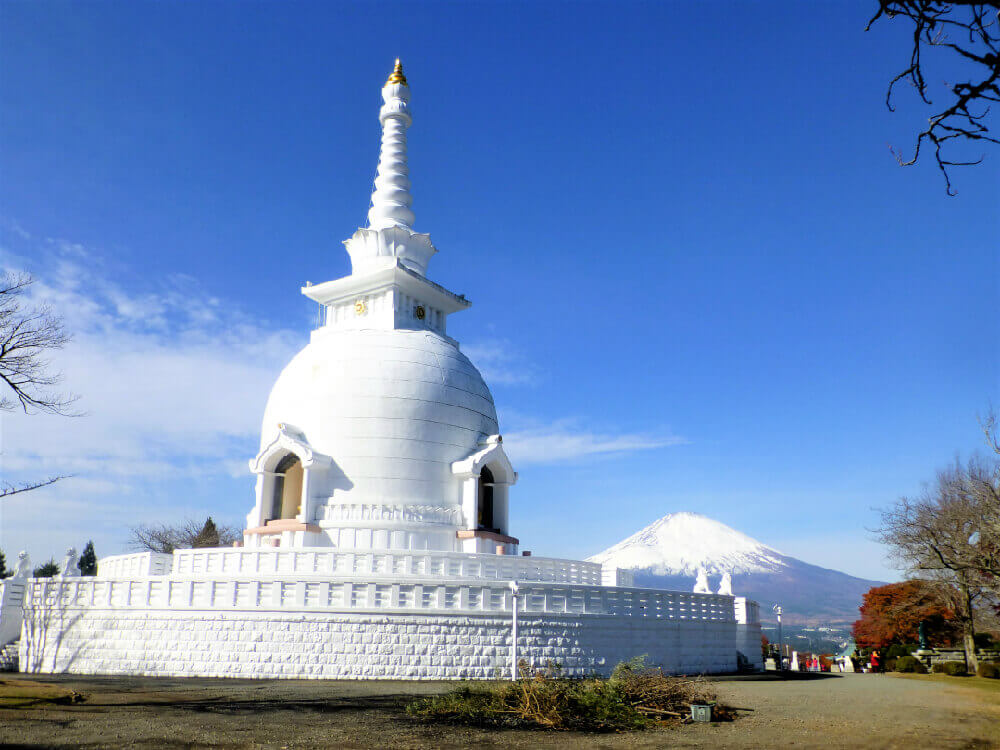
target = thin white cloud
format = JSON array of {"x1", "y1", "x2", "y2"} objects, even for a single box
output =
[
  {"x1": 463, "y1": 339, "x2": 540, "y2": 386},
  {"x1": 502, "y1": 417, "x2": 685, "y2": 465},
  {"x1": 0, "y1": 230, "x2": 303, "y2": 564}
]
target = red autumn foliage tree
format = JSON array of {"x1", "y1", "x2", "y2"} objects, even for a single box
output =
[{"x1": 852, "y1": 580, "x2": 959, "y2": 649}]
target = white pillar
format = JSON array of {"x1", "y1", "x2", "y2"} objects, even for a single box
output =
[{"x1": 510, "y1": 581, "x2": 519, "y2": 680}]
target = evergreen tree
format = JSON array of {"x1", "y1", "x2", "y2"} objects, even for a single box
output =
[
  {"x1": 77, "y1": 540, "x2": 97, "y2": 576},
  {"x1": 32, "y1": 559, "x2": 60, "y2": 578},
  {"x1": 192, "y1": 517, "x2": 220, "y2": 548},
  {"x1": 0, "y1": 549, "x2": 8, "y2": 578}
]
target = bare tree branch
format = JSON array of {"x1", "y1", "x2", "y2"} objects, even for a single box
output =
[
  {"x1": 868, "y1": 1, "x2": 1000, "y2": 194},
  {"x1": 0, "y1": 475, "x2": 67, "y2": 499},
  {"x1": 0, "y1": 270, "x2": 80, "y2": 500},
  {"x1": 0, "y1": 271, "x2": 79, "y2": 415},
  {"x1": 127, "y1": 518, "x2": 243, "y2": 553}
]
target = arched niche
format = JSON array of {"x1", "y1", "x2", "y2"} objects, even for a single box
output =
[
  {"x1": 247, "y1": 424, "x2": 332, "y2": 530},
  {"x1": 477, "y1": 465, "x2": 496, "y2": 531},
  {"x1": 452, "y1": 435, "x2": 518, "y2": 553},
  {"x1": 271, "y1": 453, "x2": 304, "y2": 520}
]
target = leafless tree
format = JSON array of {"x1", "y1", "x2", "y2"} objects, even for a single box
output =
[
  {"x1": 980, "y1": 406, "x2": 1000, "y2": 457},
  {"x1": 127, "y1": 518, "x2": 243, "y2": 553},
  {"x1": 0, "y1": 272, "x2": 78, "y2": 498},
  {"x1": 867, "y1": 1, "x2": 1000, "y2": 194},
  {"x1": 879, "y1": 455, "x2": 999, "y2": 670}
]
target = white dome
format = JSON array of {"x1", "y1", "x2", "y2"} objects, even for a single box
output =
[{"x1": 260, "y1": 328, "x2": 498, "y2": 510}]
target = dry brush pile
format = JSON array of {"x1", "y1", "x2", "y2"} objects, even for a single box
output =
[{"x1": 406, "y1": 657, "x2": 734, "y2": 733}]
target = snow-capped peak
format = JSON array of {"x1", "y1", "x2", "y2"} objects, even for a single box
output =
[{"x1": 586, "y1": 511, "x2": 788, "y2": 576}]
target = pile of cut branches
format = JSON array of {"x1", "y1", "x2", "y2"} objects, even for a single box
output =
[{"x1": 406, "y1": 657, "x2": 733, "y2": 732}]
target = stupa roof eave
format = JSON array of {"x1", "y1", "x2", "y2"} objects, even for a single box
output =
[{"x1": 302, "y1": 260, "x2": 471, "y2": 313}]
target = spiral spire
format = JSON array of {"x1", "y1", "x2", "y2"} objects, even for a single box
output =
[
  {"x1": 344, "y1": 61, "x2": 437, "y2": 277},
  {"x1": 368, "y1": 59, "x2": 414, "y2": 231}
]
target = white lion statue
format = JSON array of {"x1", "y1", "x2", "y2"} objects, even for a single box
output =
[
  {"x1": 693, "y1": 567, "x2": 711, "y2": 594},
  {"x1": 717, "y1": 571, "x2": 733, "y2": 596}
]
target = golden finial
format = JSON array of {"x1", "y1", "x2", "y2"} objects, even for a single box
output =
[{"x1": 386, "y1": 58, "x2": 408, "y2": 86}]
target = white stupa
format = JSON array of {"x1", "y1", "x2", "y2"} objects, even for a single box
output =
[
  {"x1": 7, "y1": 62, "x2": 763, "y2": 680},
  {"x1": 244, "y1": 61, "x2": 516, "y2": 556}
]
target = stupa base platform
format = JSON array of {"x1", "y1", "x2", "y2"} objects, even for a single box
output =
[{"x1": 17, "y1": 548, "x2": 763, "y2": 680}]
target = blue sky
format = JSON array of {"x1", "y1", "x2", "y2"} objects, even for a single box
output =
[{"x1": 1, "y1": 1, "x2": 996, "y2": 581}]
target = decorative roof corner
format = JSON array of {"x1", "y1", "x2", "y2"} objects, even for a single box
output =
[
  {"x1": 451, "y1": 434, "x2": 516, "y2": 484},
  {"x1": 250, "y1": 423, "x2": 332, "y2": 473}
]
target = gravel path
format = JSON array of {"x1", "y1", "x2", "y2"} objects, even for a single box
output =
[{"x1": 0, "y1": 672, "x2": 996, "y2": 749}]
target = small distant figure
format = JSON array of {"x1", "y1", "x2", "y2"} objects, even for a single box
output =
[
  {"x1": 693, "y1": 568, "x2": 711, "y2": 594},
  {"x1": 869, "y1": 649, "x2": 881, "y2": 674},
  {"x1": 717, "y1": 571, "x2": 733, "y2": 596},
  {"x1": 58, "y1": 548, "x2": 80, "y2": 578}
]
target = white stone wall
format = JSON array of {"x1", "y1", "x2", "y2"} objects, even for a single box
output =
[
  {"x1": 20, "y1": 608, "x2": 737, "y2": 680},
  {"x1": 732, "y1": 597, "x2": 763, "y2": 671},
  {"x1": 736, "y1": 624, "x2": 764, "y2": 671},
  {"x1": 0, "y1": 580, "x2": 25, "y2": 646}
]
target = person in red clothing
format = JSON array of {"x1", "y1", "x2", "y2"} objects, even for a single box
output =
[{"x1": 870, "y1": 649, "x2": 881, "y2": 674}]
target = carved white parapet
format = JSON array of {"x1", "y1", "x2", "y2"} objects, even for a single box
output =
[
  {"x1": 320, "y1": 503, "x2": 462, "y2": 526},
  {"x1": 343, "y1": 226, "x2": 437, "y2": 277}
]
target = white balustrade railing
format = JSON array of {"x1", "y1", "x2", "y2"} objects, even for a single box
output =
[
  {"x1": 25, "y1": 576, "x2": 735, "y2": 623},
  {"x1": 97, "y1": 552, "x2": 173, "y2": 579},
  {"x1": 169, "y1": 548, "x2": 606, "y2": 586}
]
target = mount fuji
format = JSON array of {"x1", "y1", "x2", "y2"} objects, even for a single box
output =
[{"x1": 587, "y1": 512, "x2": 884, "y2": 625}]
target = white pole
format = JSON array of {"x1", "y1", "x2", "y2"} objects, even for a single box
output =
[
  {"x1": 773, "y1": 604, "x2": 783, "y2": 670},
  {"x1": 510, "y1": 581, "x2": 519, "y2": 680}
]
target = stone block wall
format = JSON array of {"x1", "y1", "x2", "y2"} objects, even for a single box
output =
[
  {"x1": 21, "y1": 607, "x2": 737, "y2": 680},
  {"x1": 736, "y1": 623, "x2": 764, "y2": 671},
  {"x1": 0, "y1": 581, "x2": 25, "y2": 647}
]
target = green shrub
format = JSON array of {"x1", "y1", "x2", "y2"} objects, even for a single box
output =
[
  {"x1": 973, "y1": 633, "x2": 999, "y2": 650},
  {"x1": 931, "y1": 661, "x2": 968, "y2": 676},
  {"x1": 407, "y1": 658, "x2": 727, "y2": 732},
  {"x1": 885, "y1": 644, "x2": 917, "y2": 660},
  {"x1": 976, "y1": 662, "x2": 1000, "y2": 679},
  {"x1": 894, "y1": 655, "x2": 927, "y2": 673}
]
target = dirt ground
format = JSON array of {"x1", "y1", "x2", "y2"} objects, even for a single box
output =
[{"x1": 0, "y1": 671, "x2": 997, "y2": 749}]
